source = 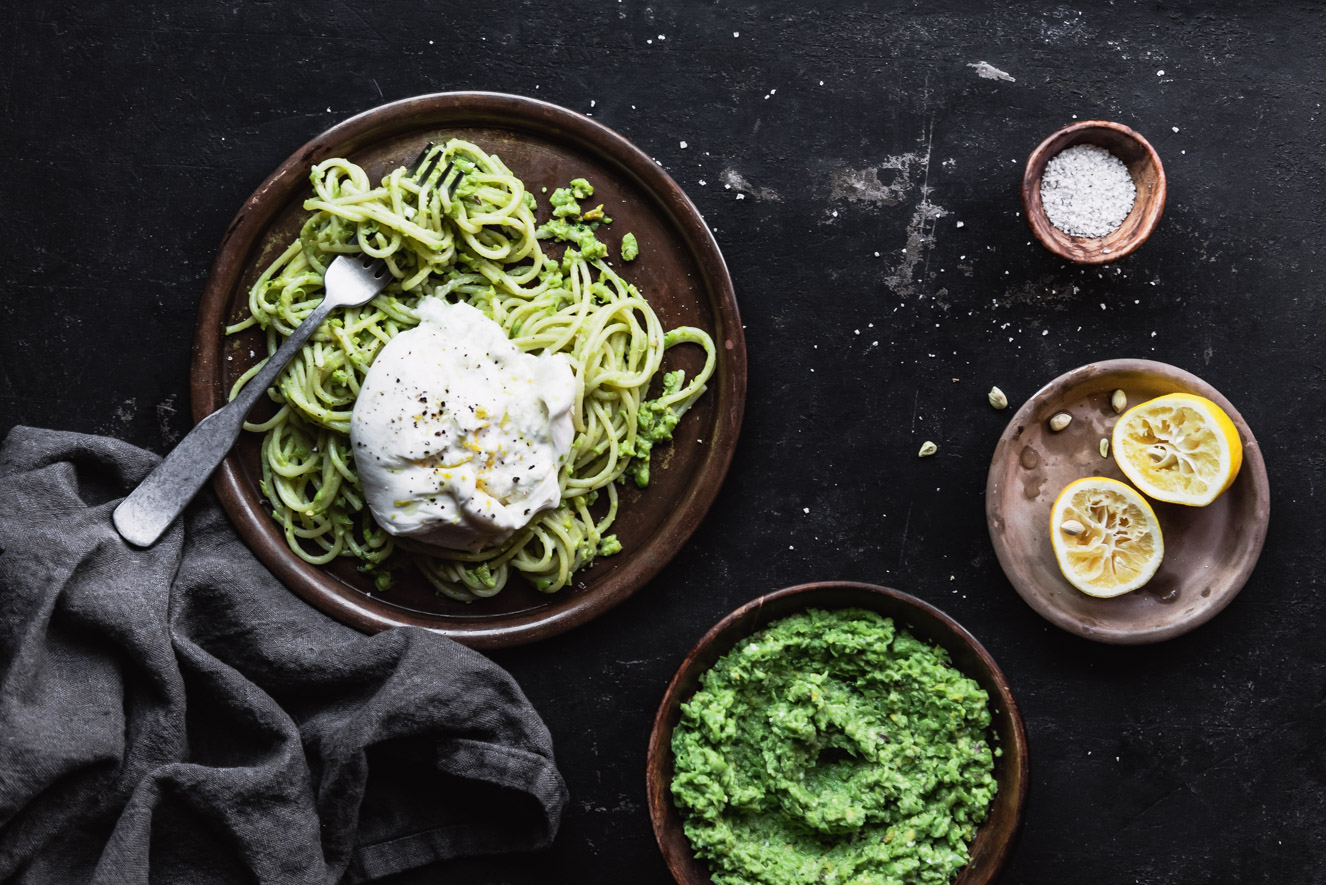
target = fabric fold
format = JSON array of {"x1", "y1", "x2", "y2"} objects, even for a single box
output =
[{"x1": 0, "y1": 426, "x2": 567, "y2": 885}]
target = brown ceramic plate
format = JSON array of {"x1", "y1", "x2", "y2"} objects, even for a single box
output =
[
  {"x1": 647, "y1": 582, "x2": 1029, "y2": 885},
  {"x1": 191, "y1": 93, "x2": 746, "y2": 648},
  {"x1": 986, "y1": 359, "x2": 1269, "y2": 644}
]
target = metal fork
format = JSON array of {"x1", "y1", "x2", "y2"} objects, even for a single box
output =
[{"x1": 113, "y1": 254, "x2": 392, "y2": 547}]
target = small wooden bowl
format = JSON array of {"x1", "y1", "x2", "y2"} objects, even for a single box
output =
[
  {"x1": 1022, "y1": 120, "x2": 1166, "y2": 264},
  {"x1": 646, "y1": 582, "x2": 1029, "y2": 885}
]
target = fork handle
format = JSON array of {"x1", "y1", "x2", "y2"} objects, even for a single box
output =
[{"x1": 112, "y1": 299, "x2": 336, "y2": 547}]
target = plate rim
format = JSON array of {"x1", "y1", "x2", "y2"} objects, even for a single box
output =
[
  {"x1": 985, "y1": 358, "x2": 1270, "y2": 644},
  {"x1": 190, "y1": 91, "x2": 747, "y2": 648}
]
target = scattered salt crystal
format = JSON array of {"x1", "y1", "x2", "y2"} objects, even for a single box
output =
[
  {"x1": 735, "y1": 193, "x2": 745, "y2": 200},
  {"x1": 956, "y1": 221, "x2": 964, "y2": 228},
  {"x1": 699, "y1": 179, "x2": 706, "y2": 185},
  {"x1": 679, "y1": 140, "x2": 688, "y2": 148},
  {"x1": 1172, "y1": 126, "x2": 1180, "y2": 133},
  {"x1": 1157, "y1": 69, "x2": 1165, "y2": 75},
  {"x1": 733, "y1": 31, "x2": 739, "y2": 37}
]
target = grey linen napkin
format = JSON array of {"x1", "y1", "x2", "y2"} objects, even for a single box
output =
[{"x1": 0, "y1": 426, "x2": 567, "y2": 884}]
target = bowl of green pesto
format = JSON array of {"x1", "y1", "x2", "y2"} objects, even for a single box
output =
[{"x1": 647, "y1": 582, "x2": 1029, "y2": 885}]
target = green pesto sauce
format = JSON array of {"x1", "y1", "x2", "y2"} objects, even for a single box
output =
[
  {"x1": 621, "y1": 232, "x2": 639, "y2": 261},
  {"x1": 671, "y1": 609, "x2": 998, "y2": 885},
  {"x1": 568, "y1": 177, "x2": 594, "y2": 199},
  {"x1": 627, "y1": 369, "x2": 685, "y2": 487}
]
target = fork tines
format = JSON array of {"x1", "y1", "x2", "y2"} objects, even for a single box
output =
[
  {"x1": 407, "y1": 141, "x2": 454, "y2": 193},
  {"x1": 355, "y1": 254, "x2": 390, "y2": 279}
]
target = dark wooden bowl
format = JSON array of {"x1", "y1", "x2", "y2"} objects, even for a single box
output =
[
  {"x1": 986, "y1": 359, "x2": 1270, "y2": 644},
  {"x1": 191, "y1": 93, "x2": 746, "y2": 648},
  {"x1": 1022, "y1": 120, "x2": 1166, "y2": 264},
  {"x1": 646, "y1": 582, "x2": 1029, "y2": 885}
]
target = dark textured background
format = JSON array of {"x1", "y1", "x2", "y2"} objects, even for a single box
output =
[{"x1": 3, "y1": 2, "x2": 1324, "y2": 883}]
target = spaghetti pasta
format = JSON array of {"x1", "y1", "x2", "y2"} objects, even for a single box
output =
[{"x1": 227, "y1": 140, "x2": 715, "y2": 601}]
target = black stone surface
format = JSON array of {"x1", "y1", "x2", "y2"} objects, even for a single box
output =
[{"x1": 3, "y1": 2, "x2": 1324, "y2": 883}]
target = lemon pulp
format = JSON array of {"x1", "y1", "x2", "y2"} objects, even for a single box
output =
[
  {"x1": 1111, "y1": 392, "x2": 1242, "y2": 507},
  {"x1": 1050, "y1": 477, "x2": 1164, "y2": 598}
]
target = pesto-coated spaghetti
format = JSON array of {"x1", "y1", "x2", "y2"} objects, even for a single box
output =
[{"x1": 227, "y1": 140, "x2": 715, "y2": 601}]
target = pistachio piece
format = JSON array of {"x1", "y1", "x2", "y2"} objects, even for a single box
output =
[
  {"x1": 988, "y1": 386, "x2": 1008, "y2": 410},
  {"x1": 1061, "y1": 519, "x2": 1086, "y2": 536},
  {"x1": 1099, "y1": 438, "x2": 1110, "y2": 458},
  {"x1": 1049, "y1": 412, "x2": 1072, "y2": 432},
  {"x1": 918, "y1": 441, "x2": 938, "y2": 458},
  {"x1": 1111, "y1": 389, "x2": 1127, "y2": 414}
]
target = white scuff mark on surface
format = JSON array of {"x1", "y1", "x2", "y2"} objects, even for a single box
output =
[
  {"x1": 828, "y1": 155, "x2": 919, "y2": 207},
  {"x1": 99, "y1": 397, "x2": 138, "y2": 437},
  {"x1": 967, "y1": 61, "x2": 1016, "y2": 82},
  {"x1": 156, "y1": 395, "x2": 181, "y2": 445},
  {"x1": 720, "y1": 168, "x2": 781, "y2": 201},
  {"x1": 879, "y1": 123, "x2": 949, "y2": 299}
]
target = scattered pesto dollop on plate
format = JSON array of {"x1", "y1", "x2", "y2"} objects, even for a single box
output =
[{"x1": 670, "y1": 608, "x2": 998, "y2": 885}]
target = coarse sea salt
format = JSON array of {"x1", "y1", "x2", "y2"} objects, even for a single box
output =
[{"x1": 1040, "y1": 144, "x2": 1136, "y2": 238}]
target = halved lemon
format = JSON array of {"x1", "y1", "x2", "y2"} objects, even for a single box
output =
[
  {"x1": 1111, "y1": 393, "x2": 1242, "y2": 506},
  {"x1": 1050, "y1": 477, "x2": 1164, "y2": 598}
]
